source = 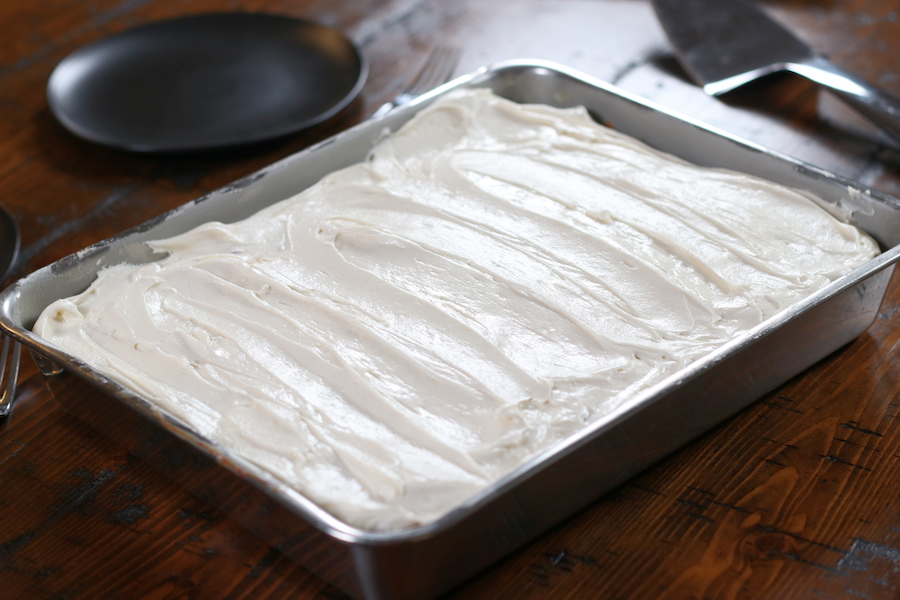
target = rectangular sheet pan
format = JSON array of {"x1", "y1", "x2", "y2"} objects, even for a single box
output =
[{"x1": 3, "y1": 61, "x2": 900, "y2": 600}]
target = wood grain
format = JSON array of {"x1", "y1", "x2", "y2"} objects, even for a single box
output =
[{"x1": 2, "y1": 0, "x2": 900, "y2": 598}]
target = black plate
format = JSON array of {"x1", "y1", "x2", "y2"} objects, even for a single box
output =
[
  {"x1": 47, "y1": 13, "x2": 367, "y2": 153},
  {"x1": 0, "y1": 206, "x2": 18, "y2": 284}
]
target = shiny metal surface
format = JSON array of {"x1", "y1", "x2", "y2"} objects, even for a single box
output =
[
  {"x1": 651, "y1": 0, "x2": 900, "y2": 143},
  {"x1": 0, "y1": 204, "x2": 19, "y2": 418},
  {"x1": 0, "y1": 326, "x2": 21, "y2": 417},
  {"x1": 650, "y1": 0, "x2": 811, "y2": 90},
  {"x1": 2, "y1": 61, "x2": 900, "y2": 600}
]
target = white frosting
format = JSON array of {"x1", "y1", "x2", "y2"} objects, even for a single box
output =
[{"x1": 34, "y1": 90, "x2": 880, "y2": 530}]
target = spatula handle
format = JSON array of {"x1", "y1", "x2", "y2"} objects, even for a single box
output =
[{"x1": 787, "y1": 56, "x2": 900, "y2": 145}]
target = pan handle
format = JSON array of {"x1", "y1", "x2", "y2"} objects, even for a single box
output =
[
  {"x1": 787, "y1": 56, "x2": 900, "y2": 145},
  {"x1": 0, "y1": 334, "x2": 21, "y2": 418}
]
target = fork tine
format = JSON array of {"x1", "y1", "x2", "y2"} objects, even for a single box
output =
[
  {"x1": 406, "y1": 46, "x2": 460, "y2": 97},
  {"x1": 0, "y1": 335, "x2": 21, "y2": 418},
  {"x1": 371, "y1": 46, "x2": 461, "y2": 118},
  {"x1": 429, "y1": 47, "x2": 461, "y2": 90},
  {"x1": 403, "y1": 48, "x2": 443, "y2": 97}
]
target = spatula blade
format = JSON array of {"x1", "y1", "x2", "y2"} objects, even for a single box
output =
[{"x1": 651, "y1": 0, "x2": 814, "y2": 95}]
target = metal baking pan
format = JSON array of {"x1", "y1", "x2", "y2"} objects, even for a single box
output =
[{"x1": 3, "y1": 60, "x2": 900, "y2": 600}]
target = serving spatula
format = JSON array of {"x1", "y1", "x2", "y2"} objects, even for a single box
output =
[{"x1": 651, "y1": 0, "x2": 900, "y2": 144}]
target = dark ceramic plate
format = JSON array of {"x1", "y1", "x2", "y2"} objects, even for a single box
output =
[
  {"x1": 0, "y1": 206, "x2": 18, "y2": 284},
  {"x1": 47, "y1": 13, "x2": 367, "y2": 153}
]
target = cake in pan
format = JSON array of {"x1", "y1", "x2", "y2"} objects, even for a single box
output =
[{"x1": 34, "y1": 89, "x2": 880, "y2": 530}]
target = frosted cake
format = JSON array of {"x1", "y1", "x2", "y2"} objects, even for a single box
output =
[{"x1": 34, "y1": 89, "x2": 880, "y2": 530}]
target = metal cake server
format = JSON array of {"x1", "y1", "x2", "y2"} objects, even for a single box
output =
[{"x1": 651, "y1": 0, "x2": 900, "y2": 144}]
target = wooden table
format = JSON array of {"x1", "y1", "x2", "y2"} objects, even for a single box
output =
[{"x1": 3, "y1": 1, "x2": 900, "y2": 598}]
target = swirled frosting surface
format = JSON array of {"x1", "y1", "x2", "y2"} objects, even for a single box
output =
[{"x1": 35, "y1": 89, "x2": 880, "y2": 530}]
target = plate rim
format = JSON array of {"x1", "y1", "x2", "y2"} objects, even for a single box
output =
[{"x1": 46, "y1": 12, "x2": 369, "y2": 153}]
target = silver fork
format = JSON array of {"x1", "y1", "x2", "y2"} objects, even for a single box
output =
[{"x1": 371, "y1": 46, "x2": 461, "y2": 118}]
